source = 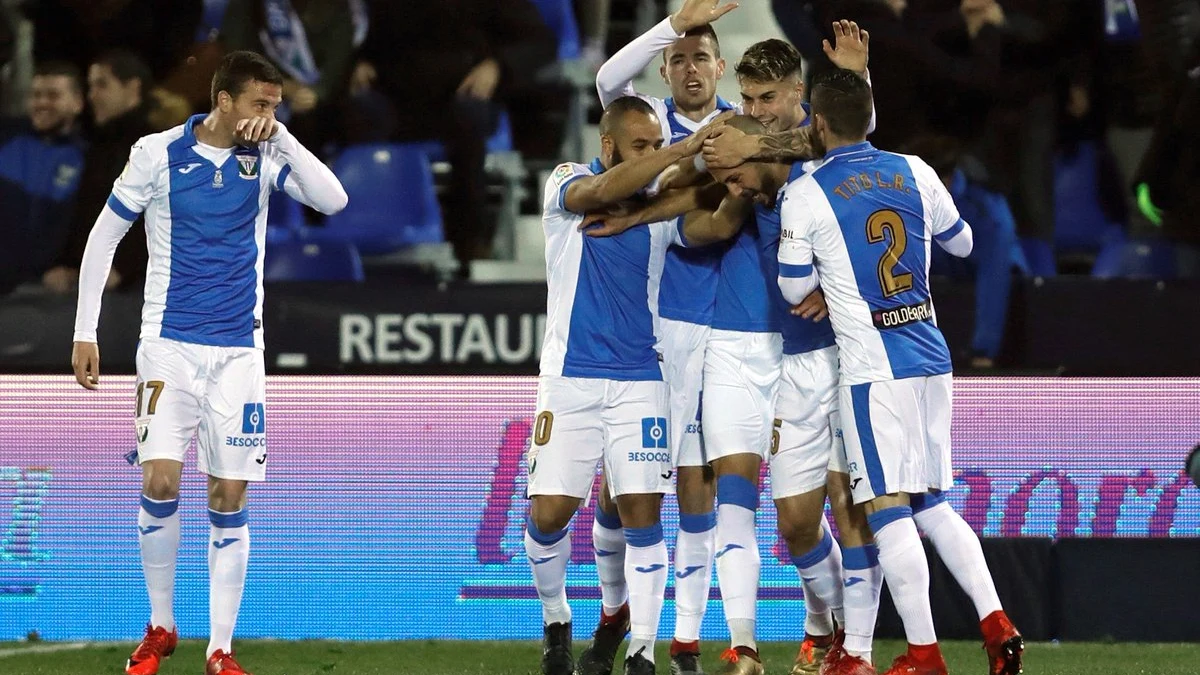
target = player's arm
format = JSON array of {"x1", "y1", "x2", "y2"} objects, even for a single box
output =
[
  {"x1": 678, "y1": 193, "x2": 752, "y2": 246},
  {"x1": 777, "y1": 190, "x2": 821, "y2": 304},
  {"x1": 595, "y1": 0, "x2": 737, "y2": 108},
  {"x1": 580, "y1": 182, "x2": 726, "y2": 236},
  {"x1": 263, "y1": 122, "x2": 348, "y2": 215},
  {"x1": 915, "y1": 159, "x2": 974, "y2": 258},
  {"x1": 72, "y1": 142, "x2": 156, "y2": 390},
  {"x1": 563, "y1": 135, "x2": 704, "y2": 214}
]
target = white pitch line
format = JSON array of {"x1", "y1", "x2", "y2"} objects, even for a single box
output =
[{"x1": 0, "y1": 642, "x2": 92, "y2": 657}]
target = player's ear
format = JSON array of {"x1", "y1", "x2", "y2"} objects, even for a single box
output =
[
  {"x1": 600, "y1": 134, "x2": 614, "y2": 156},
  {"x1": 659, "y1": 63, "x2": 668, "y2": 85},
  {"x1": 716, "y1": 58, "x2": 726, "y2": 79}
]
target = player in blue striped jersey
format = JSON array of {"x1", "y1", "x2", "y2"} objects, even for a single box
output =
[
  {"x1": 526, "y1": 96, "x2": 744, "y2": 675},
  {"x1": 711, "y1": 69, "x2": 1023, "y2": 675},
  {"x1": 587, "y1": 3, "x2": 740, "y2": 671},
  {"x1": 70, "y1": 52, "x2": 348, "y2": 675}
]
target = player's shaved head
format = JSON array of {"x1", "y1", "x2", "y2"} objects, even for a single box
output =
[
  {"x1": 599, "y1": 96, "x2": 656, "y2": 136},
  {"x1": 723, "y1": 114, "x2": 769, "y2": 136},
  {"x1": 599, "y1": 96, "x2": 663, "y2": 169}
]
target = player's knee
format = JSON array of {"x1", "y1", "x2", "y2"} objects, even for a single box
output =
[
  {"x1": 207, "y1": 478, "x2": 248, "y2": 513},
  {"x1": 614, "y1": 493, "x2": 663, "y2": 529},
  {"x1": 528, "y1": 499, "x2": 574, "y2": 534},
  {"x1": 142, "y1": 472, "x2": 180, "y2": 501},
  {"x1": 676, "y1": 465, "x2": 716, "y2": 514},
  {"x1": 778, "y1": 514, "x2": 823, "y2": 555}
]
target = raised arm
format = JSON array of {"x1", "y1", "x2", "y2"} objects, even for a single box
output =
[
  {"x1": 596, "y1": 0, "x2": 738, "y2": 108},
  {"x1": 266, "y1": 122, "x2": 348, "y2": 215},
  {"x1": 581, "y1": 182, "x2": 728, "y2": 237}
]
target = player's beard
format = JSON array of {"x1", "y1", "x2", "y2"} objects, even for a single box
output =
[{"x1": 611, "y1": 147, "x2": 624, "y2": 167}]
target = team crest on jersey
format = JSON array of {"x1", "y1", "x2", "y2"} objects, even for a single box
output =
[
  {"x1": 212, "y1": 169, "x2": 224, "y2": 188},
  {"x1": 236, "y1": 153, "x2": 259, "y2": 179}
]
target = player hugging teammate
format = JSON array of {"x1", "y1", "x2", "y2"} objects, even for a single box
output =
[{"x1": 523, "y1": 3, "x2": 1024, "y2": 675}]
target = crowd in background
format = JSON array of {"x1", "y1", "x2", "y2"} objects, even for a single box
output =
[{"x1": 0, "y1": 0, "x2": 1197, "y2": 365}]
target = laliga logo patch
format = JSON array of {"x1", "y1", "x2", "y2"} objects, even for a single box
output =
[{"x1": 236, "y1": 154, "x2": 259, "y2": 179}]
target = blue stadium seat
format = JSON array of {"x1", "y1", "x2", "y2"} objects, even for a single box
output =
[
  {"x1": 321, "y1": 144, "x2": 444, "y2": 255},
  {"x1": 1091, "y1": 239, "x2": 1177, "y2": 279},
  {"x1": 1019, "y1": 238, "x2": 1057, "y2": 277},
  {"x1": 531, "y1": 0, "x2": 581, "y2": 60},
  {"x1": 264, "y1": 240, "x2": 365, "y2": 282},
  {"x1": 1053, "y1": 141, "x2": 1126, "y2": 254}
]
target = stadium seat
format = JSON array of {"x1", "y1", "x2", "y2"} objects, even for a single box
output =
[
  {"x1": 1091, "y1": 239, "x2": 1177, "y2": 280},
  {"x1": 320, "y1": 144, "x2": 444, "y2": 255},
  {"x1": 1053, "y1": 141, "x2": 1126, "y2": 255},
  {"x1": 531, "y1": 0, "x2": 582, "y2": 60},
  {"x1": 1019, "y1": 238, "x2": 1057, "y2": 278},
  {"x1": 264, "y1": 239, "x2": 365, "y2": 282}
]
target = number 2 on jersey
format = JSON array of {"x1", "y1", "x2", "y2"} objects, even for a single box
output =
[{"x1": 865, "y1": 209, "x2": 914, "y2": 298}]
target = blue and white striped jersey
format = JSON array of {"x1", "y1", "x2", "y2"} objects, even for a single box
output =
[
  {"x1": 539, "y1": 159, "x2": 686, "y2": 381},
  {"x1": 779, "y1": 142, "x2": 964, "y2": 384}
]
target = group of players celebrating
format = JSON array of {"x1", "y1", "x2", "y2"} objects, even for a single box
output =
[{"x1": 524, "y1": 2, "x2": 1025, "y2": 675}]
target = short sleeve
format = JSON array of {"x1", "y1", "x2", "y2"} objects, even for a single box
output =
[
  {"x1": 778, "y1": 187, "x2": 815, "y2": 278},
  {"x1": 912, "y1": 158, "x2": 966, "y2": 241},
  {"x1": 546, "y1": 162, "x2": 591, "y2": 213},
  {"x1": 107, "y1": 140, "x2": 157, "y2": 220}
]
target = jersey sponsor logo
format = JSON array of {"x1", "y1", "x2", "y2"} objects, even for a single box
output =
[
  {"x1": 242, "y1": 403, "x2": 265, "y2": 434},
  {"x1": 627, "y1": 451, "x2": 670, "y2": 463},
  {"x1": 872, "y1": 298, "x2": 934, "y2": 330},
  {"x1": 178, "y1": 162, "x2": 203, "y2": 174},
  {"x1": 225, "y1": 436, "x2": 267, "y2": 448},
  {"x1": 641, "y1": 417, "x2": 667, "y2": 449}
]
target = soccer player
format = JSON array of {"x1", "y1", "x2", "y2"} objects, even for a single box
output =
[
  {"x1": 70, "y1": 51, "x2": 348, "y2": 675},
  {"x1": 710, "y1": 69, "x2": 1023, "y2": 675},
  {"x1": 729, "y1": 37, "x2": 884, "y2": 675},
  {"x1": 584, "y1": 2, "x2": 739, "y2": 673},
  {"x1": 526, "y1": 95, "x2": 745, "y2": 675}
]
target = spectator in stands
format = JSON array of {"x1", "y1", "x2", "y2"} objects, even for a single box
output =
[
  {"x1": 828, "y1": 0, "x2": 1005, "y2": 151},
  {"x1": 351, "y1": 0, "x2": 556, "y2": 273},
  {"x1": 218, "y1": 0, "x2": 357, "y2": 151},
  {"x1": 42, "y1": 49, "x2": 153, "y2": 295},
  {"x1": 0, "y1": 61, "x2": 86, "y2": 296},
  {"x1": 905, "y1": 134, "x2": 1024, "y2": 369}
]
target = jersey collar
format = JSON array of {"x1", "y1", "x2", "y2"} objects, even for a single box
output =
[
  {"x1": 824, "y1": 141, "x2": 874, "y2": 160},
  {"x1": 181, "y1": 114, "x2": 208, "y2": 148},
  {"x1": 589, "y1": 157, "x2": 605, "y2": 174}
]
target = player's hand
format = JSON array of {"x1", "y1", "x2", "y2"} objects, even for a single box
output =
[
  {"x1": 235, "y1": 116, "x2": 278, "y2": 145},
  {"x1": 72, "y1": 341, "x2": 100, "y2": 390},
  {"x1": 105, "y1": 268, "x2": 123, "y2": 291},
  {"x1": 457, "y1": 58, "x2": 501, "y2": 101},
  {"x1": 42, "y1": 266, "x2": 78, "y2": 294},
  {"x1": 702, "y1": 124, "x2": 757, "y2": 169},
  {"x1": 790, "y1": 289, "x2": 829, "y2": 322},
  {"x1": 350, "y1": 61, "x2": 377, "y2": 95},
  {"x1": 580, "y1": 208, "x2": 642, "y2": 238},
  {"x1": 823, "y1": 20, "x2": 869, "y2": 76},
  {"x1": 675, "y1": 111, "x2": 731, "y2": 157},
  {"x1": 670, "y1": 0, "x2": 739, "y2": 33}
]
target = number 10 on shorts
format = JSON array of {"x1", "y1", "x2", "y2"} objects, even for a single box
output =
[{"x1": 641, "y1": 417, "x2": 667, "y2": 449}]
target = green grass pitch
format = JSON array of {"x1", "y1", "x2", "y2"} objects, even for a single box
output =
[{"x1": 2, "y1": 639, "x2": 1198, "y2": 674}]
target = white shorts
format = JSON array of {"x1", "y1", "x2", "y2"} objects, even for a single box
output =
[
  {"x1": 659, "y1": 318, "x2": 709, "y2": 468},
  {"x1": 526, "y1": 376, "x2": 672, "y2": 499},
  {"x1": 702, "y1": 329, "x2": 783, "y2": 462},
  {"x1": 135, "y1": 336, "x2": 268, "y2": 481},
  {"x1": 840, "y1": 373, "x2": 954, "y2": 504},
  {"x1": 769, "y1": 345, "x2": 847, "y2": 500}
]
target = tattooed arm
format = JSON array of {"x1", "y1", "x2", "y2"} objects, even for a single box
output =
[{"x1": 702, "y1": 124, "x2": 820, "y2": 169}]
